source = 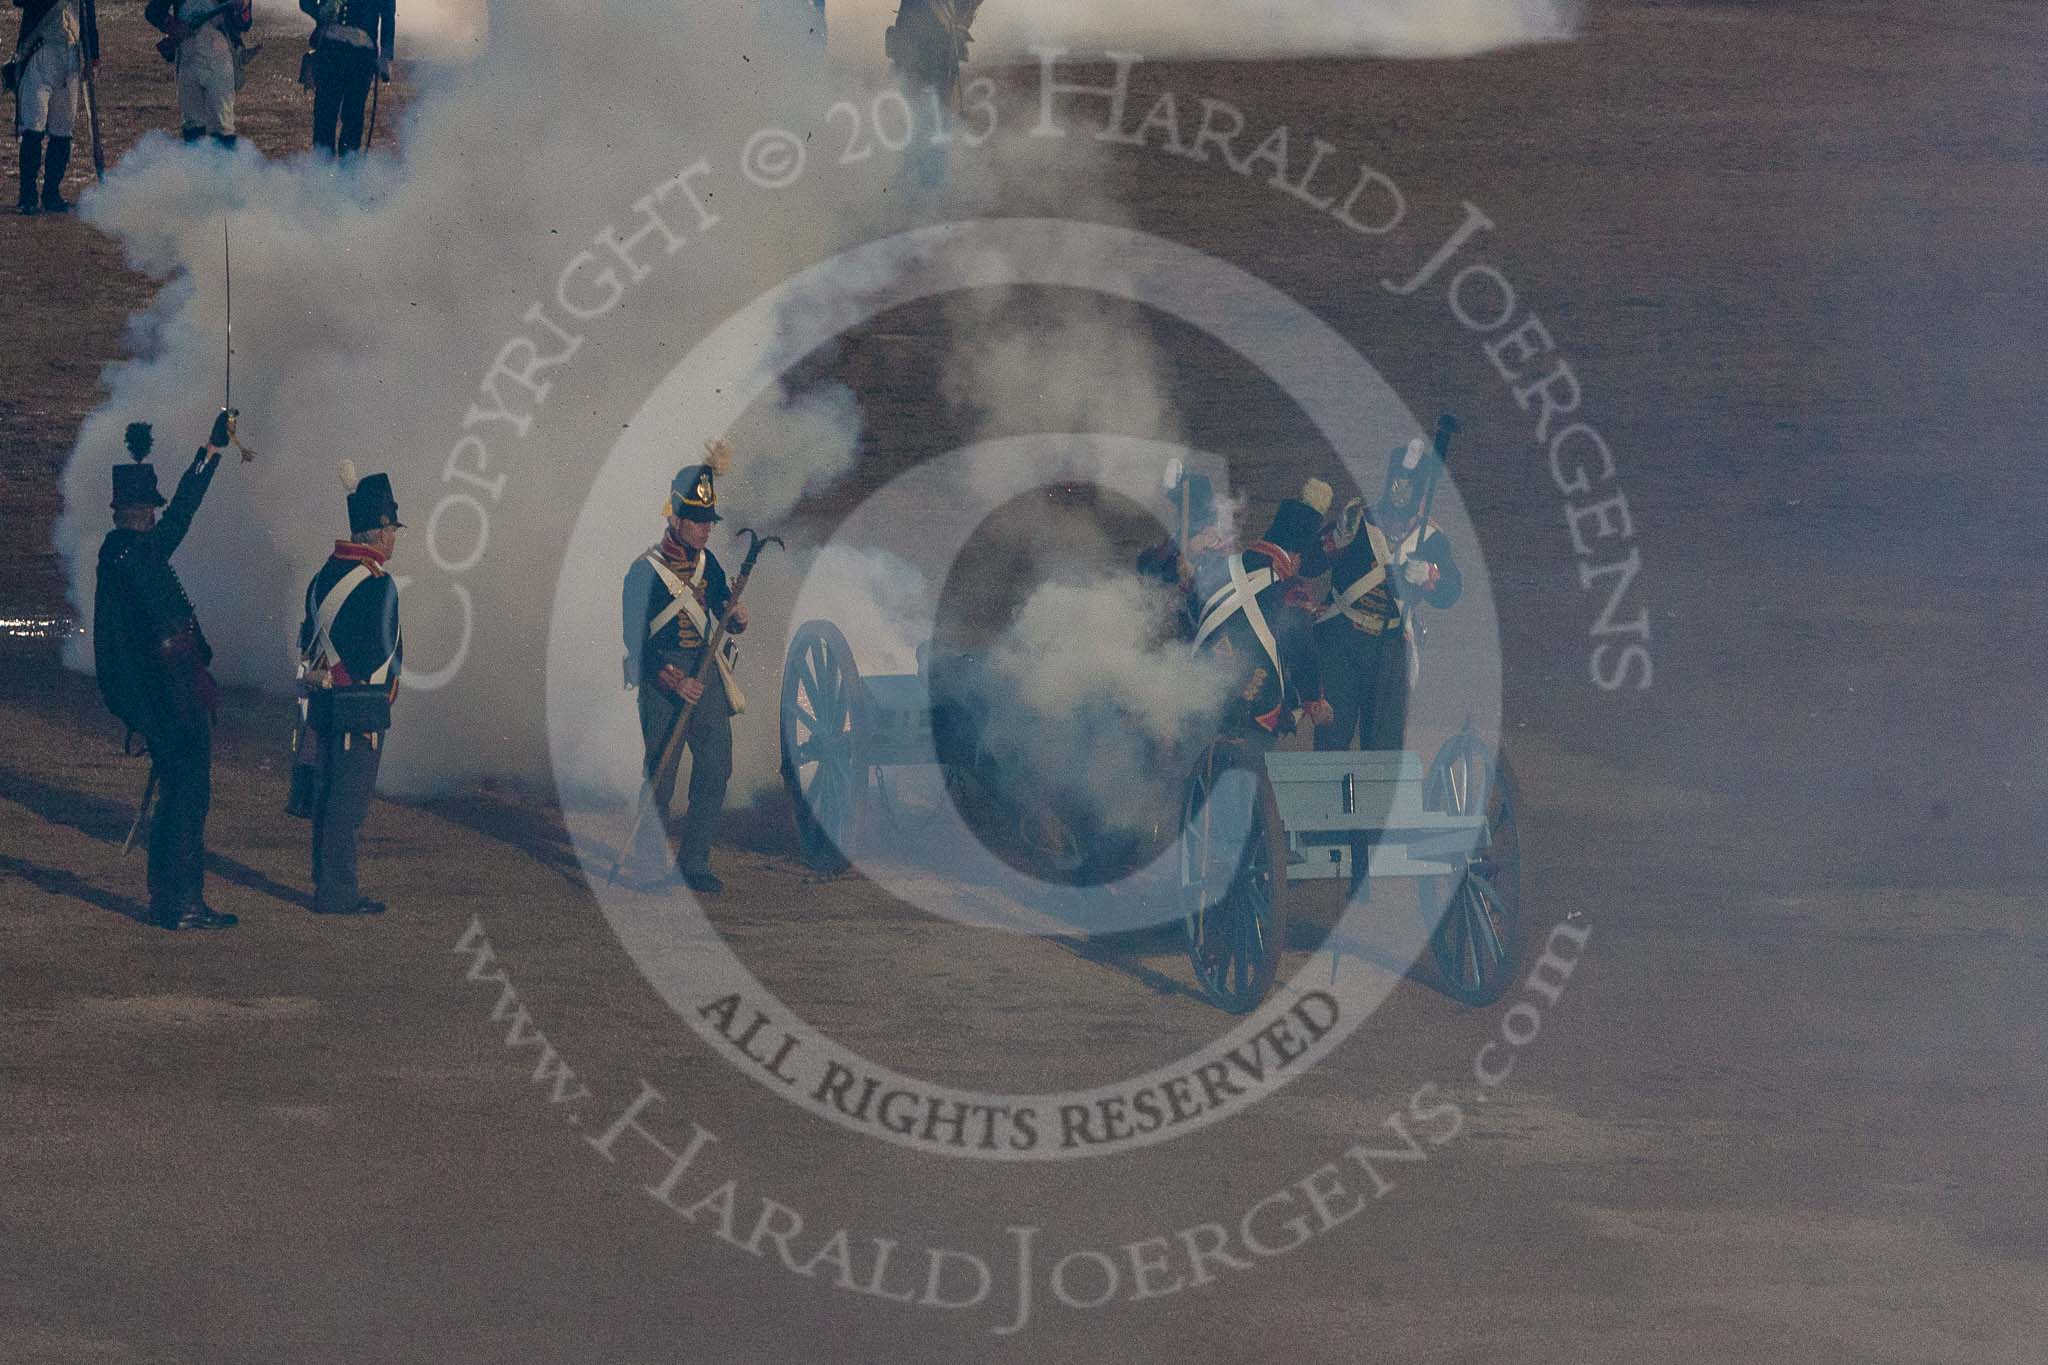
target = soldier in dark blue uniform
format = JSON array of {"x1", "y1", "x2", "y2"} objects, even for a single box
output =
[
  {"x1": 299, "y1": 0, "x2": 393, "y2": 156},
  {"x1": 1189, "y1": 479, "x2": 1334, "y2": 747},
  {"x1": 297, "y1": 461, "x2": 402, "y2": 915},
  {"x1": 621, "y1": 442, "x2": 747, "y2": 893},
  {"x1": 1312, "y1": 439, "x2": 1463, "y2": 754},
  {"x1": 92, "y1": 413, "x2": 234, "y2": 930}
]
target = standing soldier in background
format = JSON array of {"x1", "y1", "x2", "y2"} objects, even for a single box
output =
[
  {"x1": 1312, "y1": 438, "x2": 1464, "y2": 755},
  {"x1": 93, "y1": 413, "x2": 235, "y2": 931},
  {"x1": 621, "y1": 441, "x2": 748, "y2": 894},
  {"x1": 8, "y1": 0, "x2": 98, "y2": 214},
  {"x1": 144, "y1": 0, "x2": 249, "y2": 147},
  {"x1": 297, "y1": 462, "x2": 403, "y2": 917},
  {"x1": 300, "y1": 0, "x2": 392, "y2": 157},
  {"x1": 885, "y1": 0, "x2": 982, "y2": 108},
  {"x1": 885, "y1": 0, "x2": 981, "y2": 184}
]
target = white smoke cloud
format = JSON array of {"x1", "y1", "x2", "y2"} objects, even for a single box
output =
[
  {"x1": 940, "y1": 288, "x2": 1186, "y2": 511},
  {"x1": 822, "y1": 0, "x2": 1577, "y2": 62},
  {"x1": 253, "y1": 0, "x2": 485, "y2": 59},
  {"x1": 59, "y1": 0, "x2": 1562, "y2": 814},
  {"x1": 983, "y1": 575, "x2": 1232, "y2": 835},
  {"x1": 995, "y1": 578, "x2": 1217, "y2": 745},
  {"x1": 785, "y1": 545, "x2": 932, "y2": 679},
  {"x1": 58, "y1": 0, "x2": 883, "y2": 797}
]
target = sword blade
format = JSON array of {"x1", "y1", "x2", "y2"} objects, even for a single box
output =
[
  {"x1": 223, "y1": 219, "x2": 232, "y2": 410},
  {"x1": 122, "y1": 767, "x2": 159, "y2": 856}
]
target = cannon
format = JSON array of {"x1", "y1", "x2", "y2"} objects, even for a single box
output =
[{"x1": 779, "y1": 618, "x2": 1523, "y2": 1014}]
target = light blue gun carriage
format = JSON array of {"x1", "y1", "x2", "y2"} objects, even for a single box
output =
[{"x1": 780, "y1": 620, "x2": 1522, "y2": 1015}]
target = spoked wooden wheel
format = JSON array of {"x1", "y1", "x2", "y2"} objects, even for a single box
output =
[
  {"x1": 1419, "y1": 730, "x2": 1524, "y2": 1007},
  {"x1": 1179, "y1": 740, "x2": 1289, "y2": 1014},
  {"x1": 779, "y1": 621, "x2": 869, "y2": 873}
]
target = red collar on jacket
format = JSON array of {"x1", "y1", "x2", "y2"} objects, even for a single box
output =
[
  {"x1": 656, "y1": 525, "x2": 705, "y2": 574},
  {"x1": 332, "y1": 541, "x2": 389, "y2": 572},
  {"x1": 1247, "y1": 540, "x2": 1299, "y2": 581}
]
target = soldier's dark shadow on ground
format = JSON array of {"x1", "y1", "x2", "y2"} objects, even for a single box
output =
[
  {"x1": 424, "y1": 783, "x2": 812, "y2": 894},
  {"x1": 0, "y1": 763, "x2": 312, "y2": 912},
  {"x1": 723, "y1": 787, "x2": 803, "y2": 859},
  {"x1": 0, "y1": 852, "x2": 154, "y2": 923},
  {"x1": 424, "y1": 783, "x2": 588, "y2": 891},
  {"x1": 1045, "y1": 926, "x2": 1212, "y2": 1004},
  {"x1": 1043, "y1": 901, "x2": 1445, "y2": 1005}
]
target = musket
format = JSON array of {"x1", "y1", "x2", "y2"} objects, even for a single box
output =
[
  {"x1": 1410, "y1": 413, "x2": 1457, "y2": 555},
  {"x1": 122, "y1": 763, "x2": 158, "y2": 856},
  {"x1": 1391, "y1": 414, "x2": 1458, "y2": 677},
  {"x1": 80, "y1": 0, "x2": 104, "y2": 182},
  {"x1": 610, "y1": 528, "x2": 783, "y2": 883}
]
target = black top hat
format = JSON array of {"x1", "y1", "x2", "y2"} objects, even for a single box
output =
[
  {"x1": 111, "y1": 423, "x2": 166, "y2": 508},
  {"x1": 341, "y1": 461, "x2": 404, "y2": 535}
]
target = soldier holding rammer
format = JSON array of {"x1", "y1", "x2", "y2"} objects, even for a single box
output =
[{"x1": 621, "y1": 441, "x2": 748, "y2": 894}]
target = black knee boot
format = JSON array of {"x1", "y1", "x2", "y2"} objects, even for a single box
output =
[
  {"x1": 212, "y1": 133, "x2": 237, "y2": 149},
  {"x1": 182, "y1": 127, "x2": 205, "y2": 143},
  {"x1": 17, "y1": 132, "x2": 42, "y2": 214},
  {"x1": 40, "y1": 135, "x2": 71, "y2": 212}
]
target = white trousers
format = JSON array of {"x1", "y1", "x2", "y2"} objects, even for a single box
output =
[
  {"x1": 16, "y1": 40, "x2": 79, "y2": 138},
  {"x1": 176, "y1": 28, "x2": 236, "y2": 136}
]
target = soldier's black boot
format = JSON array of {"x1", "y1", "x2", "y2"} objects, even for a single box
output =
[
  {"x1": 313, "y1": 898, "x2": 385, "y2": 916},
  {"x1": 17, "y1": 132, "x2": 42, "y2": 215},
  {"x1": 40, "y1": 135, "x2": 71, "y2": 213},
  {"x1": 161, "y1": 900, "x2": 238, "y2": 931}
]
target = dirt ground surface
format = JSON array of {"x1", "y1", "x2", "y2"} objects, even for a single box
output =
[{"x1": 5, "y1": 1, "x2": 2048, "y2": 1362}]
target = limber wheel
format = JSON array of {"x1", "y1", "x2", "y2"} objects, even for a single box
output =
[
  {"x1": 1419, "y1": 730, "x2": 1524, "y2": 1007},
  {"x1": 1179, "y1": 739, "x2": 1289, "y2": 1014},
  {"x1": 780, "y1": 621, "x2": 869, "y2": 874}
]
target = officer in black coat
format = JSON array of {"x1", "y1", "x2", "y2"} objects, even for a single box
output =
[
  {"x1": 621, "y1": 445, "x2": 747, "y2": 893},
  {"x1": 93, "y1": 413, "x2": 234, "y2": 930},
  {"x1": 297, "y1": 461, "x2": 402, "y2": 915}
]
